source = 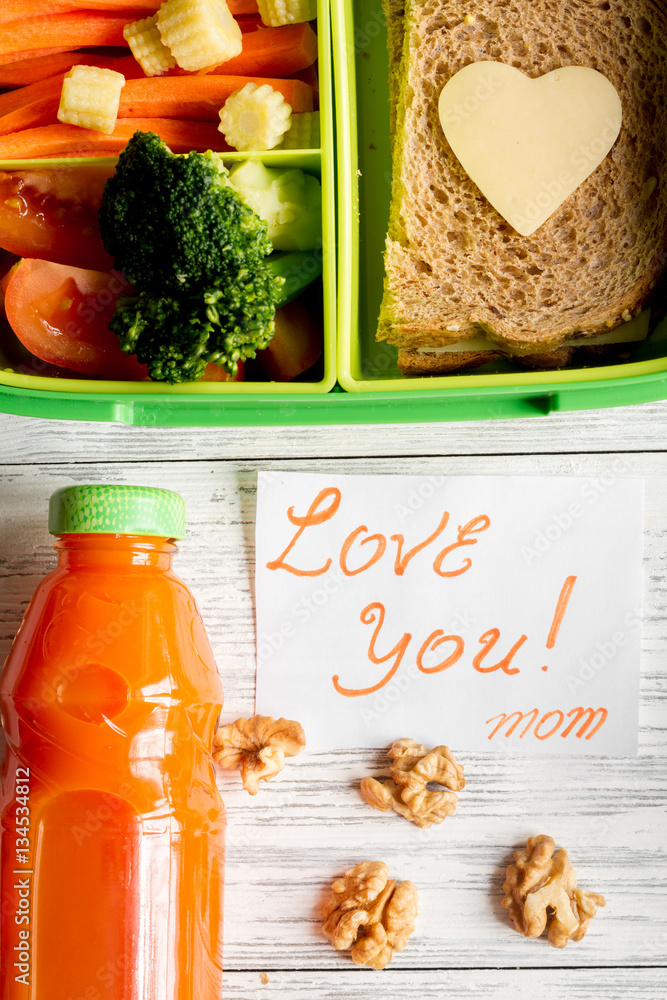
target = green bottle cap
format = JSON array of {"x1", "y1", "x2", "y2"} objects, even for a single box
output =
[{"x1": 48, "y1": 484, "x2": 186, "y2": 539}]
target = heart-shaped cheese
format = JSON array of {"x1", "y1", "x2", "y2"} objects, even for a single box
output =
[{"x1": 438, "y1": 63, "x2": 623, "y2": 236}]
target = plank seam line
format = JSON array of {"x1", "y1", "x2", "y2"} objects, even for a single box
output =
[
  {"x1": 222, "y1": 964, "x2": 667, "y2": 972},
  {"x1": 3, "y1": 448, "x2": 667, "y2": 468}
]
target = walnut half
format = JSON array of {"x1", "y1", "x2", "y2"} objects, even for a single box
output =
[
  {"x1": 322, "y1": 861, "x2": 419, "y2": 970},
  {"x1": 360, "y1": 738, "x2": 465, "y2": 828},
  {"x1": 502, "y1": 835, "x2": 606, "y2": 948},
  {"x1": 212, "y1": 715, "x2": 305, "y2": 794}
]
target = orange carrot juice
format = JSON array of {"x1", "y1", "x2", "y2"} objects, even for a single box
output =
[{"x1": 0, "y1": 485, "x2": 225, "y2": 1000}]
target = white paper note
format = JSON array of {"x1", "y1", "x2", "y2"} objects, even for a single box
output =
[{"x1": 255, "y1": 472, "x2": 643, "y2": 755}]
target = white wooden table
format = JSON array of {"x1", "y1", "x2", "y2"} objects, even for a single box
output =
[{"x1": 1, "y1": 402, "x2": 666, "y2": 999}]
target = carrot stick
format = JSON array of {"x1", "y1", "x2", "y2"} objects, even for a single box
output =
[
  {"x1": 0, "y1": 72, "x2": 314, "y2": 136},
  {"x1": 0, "y1": 13, "x2": 135, "y2": 59},
  {"x1": 0, "y1": 0, "x2": 257, "y2": 19},
  {"x1": 0, "y1": 52, "x2": 144, "y2": 88},
  {"x1": 0, "y1": 59, "x2": 140, "y2": 118},
  {"x1": 208, "y1": 23, "x2": 318, "y2": 77},
  {"x1": 0, "y1": 95, "x2": 60, "y2": 136},
  {"x1": 0, "y1": 74, "x2": 66, "y2": 135},
  {"x1": 0, "y1": 74, "x2": 63, "y2": 119},
  {"x1": 0, "y1": 1, "x2": 156, "y2": 15},
  {"x1": 0, "y1": 46, "x2": 73, "y2": 67},
  {"x1": 0, "y1": 5, "x2": 155, "y2": 24},
  {"x1": 0, "y1": 119, "x2": 232, "y2": 159},
  {"x1": 0, "y1": 52, "x2": 106, "y2": 88},
  {"x1": 121, "y1": 75, "x2": 314, "y2": 118}
]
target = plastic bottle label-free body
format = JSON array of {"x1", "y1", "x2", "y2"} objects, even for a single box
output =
[{"x1": 0, "y1": 485, "x2": 225, "y2": 1000}]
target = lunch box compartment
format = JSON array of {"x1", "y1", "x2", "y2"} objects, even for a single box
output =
[
  {"x1": 334, "y1": 0, "x2": 667, "y2": 415},
  {"x1": 0, "y1": 0, "x2": 336, "y2": 424}
]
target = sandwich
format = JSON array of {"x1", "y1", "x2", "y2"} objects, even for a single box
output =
[{"x1": 378, "y1": 0, "x2": 667, "y2": 375}]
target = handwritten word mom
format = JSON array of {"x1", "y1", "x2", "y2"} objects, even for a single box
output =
[{"x1": 267, "y1": 487, "x2": 491, "y2": 578}]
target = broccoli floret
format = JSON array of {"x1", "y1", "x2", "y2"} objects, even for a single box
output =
[
  {"x1": 109, "y1": 250, "x2": 322, "y2": 383},
  {"x1": 99, "y1": 130, "x2": 324, "y2": 383},
  {"x1": 98, "y1": 131, "x2": 272, "y2": 293},
  {"x1": 110, "y1": 261, "x2": 283, "y2": 383}
]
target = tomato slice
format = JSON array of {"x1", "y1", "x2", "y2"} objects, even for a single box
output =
[
  {"x1": 0, "y1": 166, "x2": 114, "y2": 271},
  {"x1": 4, "y1": 259, "x2": 148, "y2": 379}
]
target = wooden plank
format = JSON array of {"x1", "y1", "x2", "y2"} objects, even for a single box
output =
[
  {"x1": 0, "y1": 456, "x2": 664, "y2": 970},
  {"x1": 221, "y1": 969, "x2": 667, "y2": 998},
  {"x1": 218, "y1": 793, "x2": 666, "y2": 968},
  {"x1": 3, "y1": 401, "x2": 667, "y2": 465}
]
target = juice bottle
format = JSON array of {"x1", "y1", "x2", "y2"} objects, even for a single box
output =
[{"x1": 0, "y1": 484, "x2": 225, "y2": 1000}]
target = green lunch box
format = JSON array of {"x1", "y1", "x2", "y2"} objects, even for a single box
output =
[{"x1": 1, "y1": 0, "x2": 666, "y2": 426}]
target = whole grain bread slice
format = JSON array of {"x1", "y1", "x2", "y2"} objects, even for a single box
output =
[{"x1": 379, "y1": 0, "x2": 667, "y2": 365}]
